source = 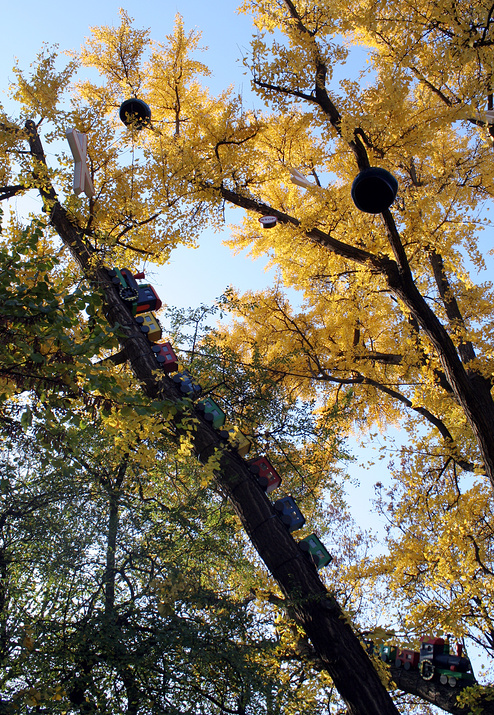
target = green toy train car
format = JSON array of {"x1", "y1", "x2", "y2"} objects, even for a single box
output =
[
  {"x1": 299, "y1": 533, "x2": 332, "y2": 568},
  {"x1": 197, "y1": 396, "x2": 226, "y2": 429}
]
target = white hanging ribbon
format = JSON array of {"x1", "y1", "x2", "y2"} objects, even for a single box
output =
[{"x1": 66, "y1": 128, "x2": 95, "y2": 198}]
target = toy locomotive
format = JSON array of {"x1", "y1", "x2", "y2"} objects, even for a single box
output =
[
  {"x1": 109, "y1": 266, "x2": 333, "y2": 568},
  {"x1": 108, "y1": 267, "x2": 162, "y2": 315},
  {"x1": 381, "y1": 637, "x2": 475, "y2": 688}
]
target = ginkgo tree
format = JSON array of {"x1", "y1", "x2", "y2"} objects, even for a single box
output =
[{"x1": 3, "y1": 0, "x2": 494, "y2": 712}]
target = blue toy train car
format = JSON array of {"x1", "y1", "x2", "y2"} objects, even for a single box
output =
[
  {"x1": 172, "y1": 370, "x2": 202, "y2": 397},
  {"x1": 274, "y1": 496, "x2": 305, "y2": 532}
]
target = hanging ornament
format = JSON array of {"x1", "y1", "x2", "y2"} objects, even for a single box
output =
[
  {"x1": 119, "y1": 98, "x2": 151, "y2": 129},
  {"x1": 259, "y1": 216, "x2": 277, "y2": 229},
  {"x1": 65, "y1": 128, "x2": 95, "y2": 198},
  {"x1": 289, "y1": 168, "x2": 314, "y2": 188},
  {"x1": 351, "y1": 167, "x2": 398, "y2": 214}
]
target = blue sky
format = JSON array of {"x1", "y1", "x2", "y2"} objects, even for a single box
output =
[
  {"x1": 2, "y1": 1, "x2": 254, "y2": 95},
  {"x1": 2, "y1": 1, "x2": 393, "y2": 539},
  {"x1": 2, "y1": 0, "x2": 275, "y2": 310}
]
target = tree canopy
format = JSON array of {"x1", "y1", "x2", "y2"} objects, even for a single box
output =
[{"x1": 2, "y1": 1, "x2": 494, "y2": 713}]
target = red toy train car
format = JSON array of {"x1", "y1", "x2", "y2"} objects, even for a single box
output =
[
  {"x1": 151, "y1": 342, "x2": 178, "y2": 373},
  {"x1": 249, "y1": 456, "x2": 282, "y2": 493},
  {"x1": 394, "y1": 648, "x2": 420, "y2": 670}
]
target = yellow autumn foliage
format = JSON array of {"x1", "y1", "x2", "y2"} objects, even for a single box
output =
[{"x1": 4, "y1": 0, "x2": 494, "y2": 703}]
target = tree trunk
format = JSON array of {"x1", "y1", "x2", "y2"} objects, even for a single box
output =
[
  {"x1": 99, "y1": 261, "x2": 400, "y2": 715},
  {"x1": 24, "y1": 121, "x2": 402, "y2": 715}
]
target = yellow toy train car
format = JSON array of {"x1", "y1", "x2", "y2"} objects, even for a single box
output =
[
  {"x1": 219, "y1": 425, "x2": 251, "y2": 457},
  {"x1": 135, "y1": 312, "x2": 162, "y2": 342}
]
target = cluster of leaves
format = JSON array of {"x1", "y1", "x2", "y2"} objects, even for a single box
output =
[
  {"x1": 0, "y1": 210, "x2": 348, "y2": 713},
  {"x1": 0, "y1": 210, "x2": 119, "y2": 411}
]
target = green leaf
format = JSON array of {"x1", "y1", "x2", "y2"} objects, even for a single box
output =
[{"x1": 20, "y1": 407, "x2": 33, "y2": 428}]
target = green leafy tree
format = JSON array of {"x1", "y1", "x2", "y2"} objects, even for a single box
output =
[
  {"x1": 0, "y1": 415, "x2": 317, "y2": 714},
  {"x1": 0, "y1": 220, "x2": 352, "y2": 713}
]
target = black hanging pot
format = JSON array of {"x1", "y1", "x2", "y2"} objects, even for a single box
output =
[
  {"x1": 119, "y1": 98, "x2": 151, "y2": 129},
  {"x1": 351, "y1": 167, "x2": 398, "y2": 214}
]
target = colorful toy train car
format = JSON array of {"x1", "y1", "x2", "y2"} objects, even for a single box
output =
[
  {"x1": 136, "y1": 312, "x2": 162, "y2": 342},
  {"x1": 249, "y1": 456, "x2": 282, "y2": 493},
  {"x1": 274, "y1": 496, "x2": 305, "y2": 532},
  {"x1": 380, "y1": 645, "x2": 397, "y2": 664},
  {"x1": 197, "y1": 396, "x2": 226, "y2": 429},
  {"x1": 109, "y1": 267, "x2": 162, "y2": 315},
  {"x1": 419, "y1": 637, "x2": 475, "y2": 687},
  {"x1": 172, "y1": 370, "x2": 202, "y2": 397},
  {"x1": 395, "y1": 648, "x2": 419, "y2": 670},
  {"x1": 151, "y1": 342, "x2": 178, "y2": 373},
  {"x1": 299, "y1": 533, "x2": 332, "y2": 568},
  {"x1": 219, "y1": 425, "x2": 251, "y2": 457}
]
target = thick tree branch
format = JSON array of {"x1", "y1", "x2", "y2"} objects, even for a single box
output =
[
  {"x1": 389, "y1": 666, "x2": 494, "y2": 714},
  {"x1": 218, "y1": 184, "x2": 382, "y2": 267},
  {"x1": 0, "y1": 184, "x2": 25, "y2": 201},
  {"x1": 429, "y1": 251, "x2": 476, "y2": 365},
  {"x1": 24, "y1": 120, "x2": 96, "y2": 272},
  {"x1": 269, "y1": 593, "x2": 491, "y2": 713},
  {"x1": 217, "y1": 183, "x2": 494, "y2": 484}
]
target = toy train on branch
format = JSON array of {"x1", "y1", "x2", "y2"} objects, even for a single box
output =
[
  {"x1": 380, "y1": 637, "x2": 475, "y2": 688},
  {"x1": 106, "y1": 266, "x2": 333, "y2": 569}
]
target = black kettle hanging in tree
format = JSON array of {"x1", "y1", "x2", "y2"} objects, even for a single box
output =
[
  {"x1": 119, "y1": 98, "x2": 152, "y2": 129},
  {"x1": 351, "y1": 167, "x2": 398, "y2": 214}
]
